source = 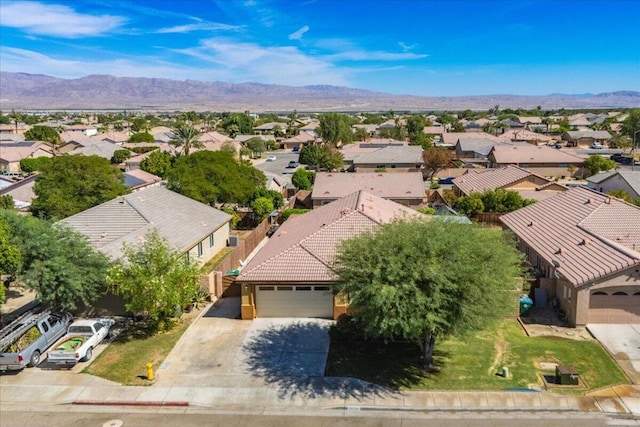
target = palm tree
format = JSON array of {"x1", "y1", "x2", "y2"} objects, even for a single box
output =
[{"x1": 169, "y1": 124, "x2": 203, "y2": 156}]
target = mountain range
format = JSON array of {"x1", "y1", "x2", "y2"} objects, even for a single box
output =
[{"x1": 1, "y1": 72, "x2": 639, "y2": 112}]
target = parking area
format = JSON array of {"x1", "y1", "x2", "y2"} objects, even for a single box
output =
[
  {"x1": 154, "y1": 297, "x2": 332, "y2": 388},
  {"x1": 587, "y1": 324, "x2": 640, "y2": 384}
]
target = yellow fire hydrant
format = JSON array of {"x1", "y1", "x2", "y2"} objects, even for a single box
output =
[{"x1": 146, "y1": 362, "x2": 154, "y2": 381}]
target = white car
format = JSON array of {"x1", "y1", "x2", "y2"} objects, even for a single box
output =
[
  {"x1": 591, "y1": 142, "x2": 603, "y2": 149},
  {"x1": 266, "y1": 155, "x2": 277, "y2": 161}
]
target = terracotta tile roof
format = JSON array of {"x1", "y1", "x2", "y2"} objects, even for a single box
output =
[
  {"x1": 565, "y1": 130, "x2": 611, "y2": 140},
  {"x1": 453, "y1": 165, "x2": 536, "y2": 195},
  {"x1": 237, "y1": 191, "x2": 424, "y2": 282},
  {"x1": 312, "y1": 172, "x2": 424, "y2": 201},
  {"x1": 0, "y1": 141, "x2": 51, "y2": 162},
  {"x1": 442, "y1": 132, "x2": 500, "y2": 145},
  {"x1": 499, "y1": 129, "x2": 554, "y2": 143},
  {"x1": 500, "y1": 187, "x2": 640, "y2": 287},
  {"x1": 489, "y1": 144, "x2": 584, "y2": 164}
]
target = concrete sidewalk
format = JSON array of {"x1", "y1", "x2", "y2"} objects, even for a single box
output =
[{"x1": 1, "y1": 377, "x2": 639, "y2": 417}]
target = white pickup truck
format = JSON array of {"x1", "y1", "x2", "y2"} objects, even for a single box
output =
[{"x1": 47, "y1": 319, "x2": 114, "y2": 366}]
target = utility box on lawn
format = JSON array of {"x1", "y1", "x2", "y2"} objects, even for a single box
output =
[{"x1": 555, "y1": 365, "x2": 579, "y2": 385}]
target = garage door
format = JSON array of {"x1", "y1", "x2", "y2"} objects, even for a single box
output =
[
  {"x1": 256, "y1": 285, "x2": 333, "y2": 318},
  {"x1": 589, "y1": 292, "x2": 640, "y2": 323}
]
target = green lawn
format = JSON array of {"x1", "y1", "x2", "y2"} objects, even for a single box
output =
[
  {"x1": 83, "y1": 316, "x2": 193, "y2": 385},
  {"x1": 325, "y1": 319, "x2": 628, "y2": 393}
]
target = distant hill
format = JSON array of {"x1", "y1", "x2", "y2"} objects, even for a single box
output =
[{"x1": 1, "y1": 72, "x2": 639, "y2": 111}]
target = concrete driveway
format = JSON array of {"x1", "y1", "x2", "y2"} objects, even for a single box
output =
[
  {"x1": 587, "y1": 324, "x2": 640, "y2": 384},
  {"x1": 155, "y1": 297, "x2": 333, "y2": 390}
]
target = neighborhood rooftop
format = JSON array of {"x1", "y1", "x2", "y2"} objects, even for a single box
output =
[
  {"x1": 500, "y1": 186, "x2": 640, "y2": 287},
  {"x1": 237, "y1": 190, "x2": 423, "y2": 283},
  {"x1": 311, "y1": 172, "x2": 424, "y2": 201},
  {"x1": 60, "y1": 185, "x2": 231, "y2": 260}
]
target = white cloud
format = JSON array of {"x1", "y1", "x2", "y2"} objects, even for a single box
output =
[
  {"x1": 398, "y1": 42, "x2": 417, "y2": 52},
  {"x1": 1, "y1": 42, "x2": 351, "y2": 87},
  {"x1": 157, "y1": 21, "x2": 242, "y2": 34},
  {"x1": 0, "y1": 1, "x2": 126, "y2": 38},
  {"x1": 327, "y1": 50, "x2": 428, "y2": 61},
  {"x1": 174, "y1": 38, "x2": 350, "y2": 86},
  {"x1": 288, "y1": 25, "x2": 309, "y2": 40}
]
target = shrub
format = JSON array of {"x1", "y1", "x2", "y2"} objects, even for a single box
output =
[
  {"x1": 111, "y1": 149, "x2": 132, "y2": 164},
  {"x1": 281, "y1": 208, "x2": 310, "y2": 221},
  {"x1": 128, "y1": 132, "x2": 155, "y2": 143}
]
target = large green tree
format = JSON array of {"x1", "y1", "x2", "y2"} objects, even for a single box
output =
[
  {"x1": 167, "y1": 151, "x2": 265, "y2": 206},
  {"x1": 107, "y1": 230, "x2": 200, "y2": 330},
  {"x1": 291, "y1": 168, "x2": 314, "y2": 190},
  {"x1": 317, "y1": 113, "x2": 353, "y2": 146},
  {"x1": 19, "y1": 156, "x2": 51, "y2": 173},
  {"x1": 583, "y1": 155, "x2": 616, "y2": 176},
  {"x1": 1, "y1": 210, "x2": 109, "y2": 311},
  {"x1": 245, "y1": 137, "x2": 266, "y2": 158},
  {"x1": 140, "y1": 150, "x2": 172, "y2": 178},
  {"x1": 333, "y1": 219, "x2": 524, "y2": 367},
  {"x1": 32, "y1": 155, "x2": 127, "y2": 219},
  {"x1": 169, "y1": 124, "x2": 203, "y2": 156},
  {"x1": 621, "y1": 109, "x2": 640, "y2": 140},
  {"x1": 220, "y1": 113, "x2": 254, "y2": 136},
  {"x1": 24, "y1": 125, "x2": 62, "y2": 154}
]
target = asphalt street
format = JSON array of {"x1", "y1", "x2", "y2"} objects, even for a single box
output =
[{"x1": 0, "y1": 409, "x2": 615, "y2": 427}]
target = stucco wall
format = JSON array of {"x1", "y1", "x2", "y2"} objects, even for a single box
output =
[{"x1": 185, "y1": 223, "x2": 230, "y2": 267}]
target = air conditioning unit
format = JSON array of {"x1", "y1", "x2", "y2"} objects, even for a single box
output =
[{"x1": 228, "y1": 235, "x2": 239, "y2": 247}]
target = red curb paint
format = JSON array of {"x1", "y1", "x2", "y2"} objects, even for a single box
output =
[{"x1": 71, "y1": 401, "x2": 189, "y2": 407}]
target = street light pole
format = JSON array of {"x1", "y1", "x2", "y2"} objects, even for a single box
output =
[{"x1": 633, "y1": 130, "x2": 640, "y2": 172}]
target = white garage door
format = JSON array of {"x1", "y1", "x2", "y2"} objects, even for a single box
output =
[
  {"x1": 256, "y1": 285, "x2": 333, "y2": 318},
  {"x1": 589, "y1": 292, "x2": 640, "y2": 323}
]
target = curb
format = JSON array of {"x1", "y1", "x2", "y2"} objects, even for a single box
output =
[{"x1": 71, "y1": 400, "x2": 189, "y2": 407}]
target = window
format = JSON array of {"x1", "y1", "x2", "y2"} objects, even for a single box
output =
[
  {"x1": 314, "y1": 286, "x2": 330, "y2": 291},
  {"x1": 592, "y1": 291, "x2": 607, "y2": 295},
  {"x1": 277, "y1": 286, "x2": 293, "y2": 291},
  {"x1": 613, "y1": 292, "x2": 628, "y2": 296},
  {"x1": 209, "y1": 233, "x2": 215, "y2": 248},
  {"x1": 197, "y1": 242, "x2": 203, "y2": 257},
  {"x1": 94, "y1": 323, "x2": 103, "y2": 332},
  {"x1": 296, "y1": 286, "x2": 312, "y2": 291},
  {"x1": 41, "y1": 322, "x2": 49, "y2": 333},
  {"x1": 258, "y1": 286, "x2": 275, "y2": 291}
]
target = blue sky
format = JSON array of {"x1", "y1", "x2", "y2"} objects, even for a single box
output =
[{"x1": 1, "y1": 0, "x2": 639, "y2": 96}]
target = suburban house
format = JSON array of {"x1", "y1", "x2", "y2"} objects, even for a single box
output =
[
  {"x1": 500, "y1": 187, "x2": 640, "y2": 325},
  {"x1": 562, "y1": 130, "x2": 611, "y2": 147},
  {"x1": 124, "y1": 143, "x2": 173, "y2": 171},
  {"x1": 281, "y1": 133, "x2": 316, "y2": 150},
  {"x1": 236, "y1": 190, "x2": 424, "y2": 319},
  {"x1": 123, "y1": 169, "x2": 162, "y2": 191},
  {"x1": 442, "y1": 132, "x2": 500, "y2": 146},
  {"x1": 0, "y1": 174, "x2": 37, "y2": 210},
  {"x1": 499, "y1": 129, "x2": 554, "y2": 146},
  {"x1": 454, "y1": 137, "x2": 511, "y2": 159},
  {"x1": 95, "y1": 131, "x2": 130, "y2": 144},
  {"x1": 0, "y1": 142, "x2": 52, "y2": 173},
  {"x1": 587, "y1": 170, "x2": 640, "y2": 199},
  {"x1": 342, "y1": 144, "x2": 423, "y2": 172},
  {"x1": 68, "y1": 139, "x2": 121, "y2": 160},
  {"x1": 518, "y1": 116, "x2": 543, "y2": 129},
  {"x1": 253, "y1": 122, "x2": 288, "y2": 135},
  {"x1": 487, "y1": 144, "x2": 585, "y2": 178},
  {"x1": 61, "y1": 185, "x2": 231, "y2": 264},
  {"x1": 452, "y1": 165, "x2": 567, "y2": 202},
  {"x1": 311, "y1": 172, "x2": 425, "y2": 208},
  {"x1": 298, "y1": 120, "x2": 319, "y2": 136},
  {"x1": 352, "y1": 124, "x2": 379, "y2": 139}
]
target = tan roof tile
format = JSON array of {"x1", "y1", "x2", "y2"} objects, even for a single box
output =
[
  {"x1": 237, "y1": 191, "x2": 424, "y2": 282},
  {"x1": 500, "y1": 187, "x2": 640, "y2": 286},
  {"x1": 312, "y1": 172, "x2": 424, "y2": 201}
]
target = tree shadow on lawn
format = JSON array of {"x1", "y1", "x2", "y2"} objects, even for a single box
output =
[
  {"x1": 241, "y1": 320, "x2": 402, "y2": 400},
  {"x1": 326, "y1": 339, "x2": 449, "y2": 390}
]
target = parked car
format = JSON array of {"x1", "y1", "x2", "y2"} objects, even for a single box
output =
[
  {"x1": 47, "y1": 318, "x2": 114, "y2": 366},
  {"x1": 591, "y1": 142, "x2": 603, "y2": 149},
  {"x1": 0, "y1": 311, "x2": 73, "y2": 371},
  {"x1": 292, "y1": 146, "x2": 300, "y2": 153},
  {"x1": 286, "y1": 161, "x2": 299, "y2": 168},
  {"x1": 266, "y1": 155, "x2": 277, "y2": 162}
]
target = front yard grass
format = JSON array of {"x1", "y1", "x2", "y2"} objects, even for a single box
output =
[
  {"x1": 83, "y1": 314, "x2": 196, "y2": 385},
  {"x1": 325, "y1": 319, "x2": 628, "y2": 393}
]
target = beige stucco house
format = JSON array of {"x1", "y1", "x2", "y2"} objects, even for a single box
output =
[
  {"x1": 501, "y1": 187, "x2": 640, "y2": 325},
  {"x1": 236, "y1": 191, "x2": 424, "y2": 320},
  {"x1": 453, "y1": 165, "x2": 567, "y2": 202},
  {"x1": 61, "y1": 185, "x2": 231, "y2": 265},
  {"x1": 488, "y1": 144, "x2": 585, "y2": 178},
  {"x1": 311, "y1": 172, "x2": 425, "y2": 208}
]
